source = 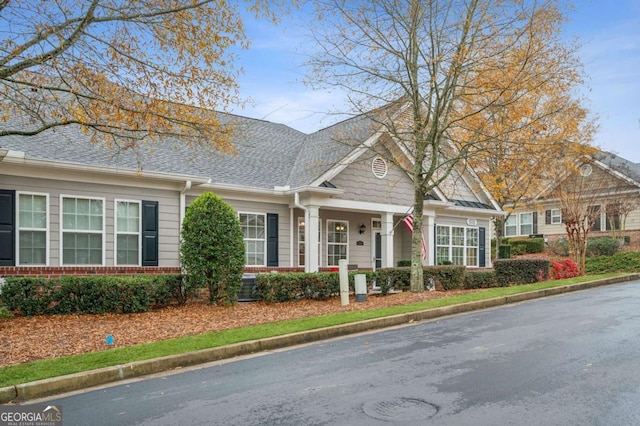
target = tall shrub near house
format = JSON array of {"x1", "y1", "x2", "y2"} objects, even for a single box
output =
[{"x1": 180, "y1": 192, "x2": 245, "y2": 305}]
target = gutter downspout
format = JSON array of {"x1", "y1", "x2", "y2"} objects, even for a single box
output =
[{"x1": 180, "y1": 180, "x2": 192, "y2": 230}]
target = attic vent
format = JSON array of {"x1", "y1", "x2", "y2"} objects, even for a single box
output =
[
  {"x1": 580, "y1": 164, "x2": 592, "y2": 177},
  {"x1": 372, "y1": 156, "x2": 388, "y2": 179}
]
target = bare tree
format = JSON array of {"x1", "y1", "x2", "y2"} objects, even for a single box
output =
[
  {"x1": 553, "y1": 162, "x2": 610, "y2": 275},
  {"x1": 306, "y1": 0, "x2": 585, "y2": 291}
]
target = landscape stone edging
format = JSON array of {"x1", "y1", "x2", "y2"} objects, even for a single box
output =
[{"x1": 3, "y1": 274, "x2": 639, "y2": 404}]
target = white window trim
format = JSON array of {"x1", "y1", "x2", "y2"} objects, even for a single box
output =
[
  {"x1": 519, "y1": 212, "x2": 533, "y2": 236},
  {"x1": 551, "y1": 208, "x2": 562, "y2": 225},
  {"x1": 16, "y1": 191, "x2": 50, "y2": 266},
  {"x1": 326, "y1": 219, "x2": 349, "y2": 266},
  {"x1": 59, "y1": 194, "x2": 106, "y2": 266},
  {"x1": 435, "y1": 225, "x2": 479, "y2": 267},
  {"x1": 114, "y1": 199, "x2": 142, "y2": 266},
  {"x1": 504, "y1": 215, "x2": 517, "y2": 237},
  {"x1": 239, "y1": 211, "x2": 267, "y2": 267}
]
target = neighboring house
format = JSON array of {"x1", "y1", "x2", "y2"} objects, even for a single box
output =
[
  {"x1": 506, "y1": 151, "x2": 640, "y2": 243},
  {"x1": 0, "y1": 111, "x2": 501, "y2": 278}
]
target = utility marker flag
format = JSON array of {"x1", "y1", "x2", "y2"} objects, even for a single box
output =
[{"x1": 402, "y1": 215, "x2": 427, "y2": 260}]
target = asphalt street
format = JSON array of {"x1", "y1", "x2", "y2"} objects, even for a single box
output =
[{"x1": 35, "y1": 281, "x2": 640, "y2": 425}]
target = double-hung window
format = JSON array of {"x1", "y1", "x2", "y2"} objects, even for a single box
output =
[
  {"x1": 519, "y1": 212, "x2": 533, "y2": 235},
  {"x1": 327, "y1": 220, "x2": 348, "y2": 266},
  {"x1": 551, "y1": 209, "x2": 562, "y2": 224},
  {"x1": 240, "y1": 212, "x2": 266, "y2": 266},
  {"x1": 115, "y1": 200, "x2": 141, "y2": 265},
  {"x1": 17, "y1": 192, "x2": 48, "y2": 265},
  {"x1": 504, "y1": 215, "x2": 517, "y2": 237},
  {"x1": 435, "y1": 225, "x2": 479, "y2": 267},
  {"x1": 61, "y1": 196, "x2": 104, "y2": 265}
]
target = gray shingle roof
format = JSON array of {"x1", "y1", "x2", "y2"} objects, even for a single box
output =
[
  {"x1": 594, "y1": 151, "x2": 640, "y2": 184},
  {"x1": 1, "y1": 110, "x2": 375, "y2": 190}
]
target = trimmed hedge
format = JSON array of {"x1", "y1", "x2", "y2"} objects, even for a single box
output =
[
  {"x1": 1, "y1": 275, "x2": 183, "y2": 316},
  {"x1": 253, "y1": 271, "x2": 379, "y2": 303},
  {"x1": 507, "y1": 237, "x2": 545, "y2": 256},
  {"x1": 464, "y1": 270, "x2": 499, "y2": 289},
  {"x1": 493, "y1": 258, "x2": 550, "y2": 286},
  {"x1": 585, "y1": 251, "x2": 640, "y2": 274},
  {"x1": 376, "y1": 266, "x2": 466, "y2": 293}
]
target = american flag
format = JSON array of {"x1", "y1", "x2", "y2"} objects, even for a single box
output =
[{"x1": 402, "y1": 215, "x2": 427, "y2": 260}]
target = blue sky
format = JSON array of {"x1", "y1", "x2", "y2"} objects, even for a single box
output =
[{"x1": 231, "y1": 1, "x2": 640, "y2": 162}]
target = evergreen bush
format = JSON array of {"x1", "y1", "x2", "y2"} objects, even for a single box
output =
[{"x1": 180, "y1": 192, "x2": 246, "y2": 305}]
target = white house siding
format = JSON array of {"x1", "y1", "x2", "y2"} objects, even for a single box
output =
[
  {"x1": 330, "y1": 154, "x2": 415, "y2": 206},
  {"x1": 0, "y1": 174, "x2": 181, "y2": 267}
]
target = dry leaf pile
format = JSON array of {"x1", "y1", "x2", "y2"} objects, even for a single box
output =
[{"x1": 0, "y1": 290, "x2": 476, "y2": 367}]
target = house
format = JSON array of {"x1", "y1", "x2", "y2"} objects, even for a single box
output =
[
  {"x1": 0, "y1": 110, "x2": 502, "y2": 278},
  {"x1": 505, "y1": 151, "x2": 640, "y2": 243}
]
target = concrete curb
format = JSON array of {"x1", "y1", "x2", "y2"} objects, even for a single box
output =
[{"x1": 2, "y1": 274, "x2": 638, "y2": 404}]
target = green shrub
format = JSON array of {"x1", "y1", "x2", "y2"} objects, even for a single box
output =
[
  {"x1": 180, "y1": 192, "x2": 245, "y2": 305},
  {"x1": 585, "y1": 251, "x2": 640, "y2": 274},
  {"x1": 396, "y1": 260, "x2": 411, "y2": 267},
  {"x1": 586, "y1": 237, "x2": 622, "y2": 257},
  {"x1": 424, "y1": 266, "x2": 466, "y2": 290},
  {"x1": 376, "y1": 268, "x2": 410, "y2": 294},
  {"x1": 509, "y1": 237, "x2": 545, "y2": 255},
  {"x1": 149, "y1": 274, "x2": 189, "y2": 306},
  {"x1": 494, "y1": 258, "x2": 550, "y2": 286},
  {"x1": 1, "y1": 277, "x2": 54, "y2": 316},
  {"x1": 464, "y1": 270, "x2": 498, "y2": 289},
  {"x1": 254, "y1": 271, "x2": 376, "y2": 302},
  {"x1": 1, "y1": 275, "x2": 184, "y2": 316},
  {"x1": 498, "y1": 245, "x2": 511, "y2": 259},
  {"x1": 0, "y1": 306, "x2": 13, "y2": 321}
]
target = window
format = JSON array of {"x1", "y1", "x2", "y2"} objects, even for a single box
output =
[
  {"x1": 115, "y1": 200, "x2": 141, "y2": 265},
  {"x1": 589, "y1": 205, "x2": 601, "y2": 231},
  {"x1": 327, "y1": 220, "x2": 348, "y2": 266},
  {"x1": 519, "y1": 212, "x2": 533, "y2": 236},
  {"x1": 435, "y1": 225, "x2": 479, "y2": 266},
  {"x1": 606, "y1": 203, "x2": 621, "y2": 231},
  {"x1": 551, "y1": 209, "x2": 562, "y2": 225},
  {"x1": 240, "y1": 213, "x2": 265, "y2": 266},
  {"x1": 504, "y1": 215, "x2": 517, "y2": 237},
  {"x1": 61, "y1": 196, "x2": 104, "y2": 265},
  {"x1": 17, "y1": 192, "x2": 48, "y2": 265}
]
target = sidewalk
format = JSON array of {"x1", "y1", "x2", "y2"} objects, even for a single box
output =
[{"x1": 2, "y1": 274, "x2": 637, "y2": 404}]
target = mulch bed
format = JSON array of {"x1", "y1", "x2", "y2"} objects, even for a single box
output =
[{"x1": 0, "y1": 289, "x2": 477, "y2": 367}]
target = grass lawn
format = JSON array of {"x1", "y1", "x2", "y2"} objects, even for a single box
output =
[{"x1": 0, "y1": 274, "x2": 626, "y2": 387}]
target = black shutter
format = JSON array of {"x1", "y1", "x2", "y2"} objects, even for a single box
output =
[
  {"x1": 266, "y1": 213, "x2": 278, "y2": 267},
  {"x1": 545, "y1": 210, "x2": 551, "y2": 225},
  {"x1": 478, "y1": 227, "x2": 486, "y2": 267},
  {"x1": 141, "y1": 200, "x2": 159, "y2": 266},
  {"x1": 0, "y1": 190, "x2": 15, "y2": 266},
  {"x1": 532, "y1": 212, "x2": 538, "y2": 234}
]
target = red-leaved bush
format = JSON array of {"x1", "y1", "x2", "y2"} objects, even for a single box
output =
[{"x1": 550, "y1": 259, "x2": 579, "y2": 279}]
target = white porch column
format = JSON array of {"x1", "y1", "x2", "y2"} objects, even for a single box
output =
[
  {"x1": 424, "y1": 214, "x2": 435, "y2": 266},
  {"x1": 381, "y1": 212, "x2": 394, "y2": 268},
  {"x1": 307, "y1": 206, "x2": 320, "y2": 272}
]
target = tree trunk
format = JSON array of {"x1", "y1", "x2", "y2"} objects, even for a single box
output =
[{"x1": 409, "y1": 191, "x2": 425, "y2": 293}]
